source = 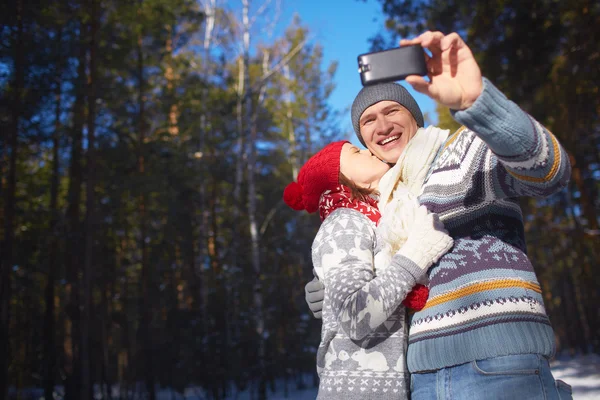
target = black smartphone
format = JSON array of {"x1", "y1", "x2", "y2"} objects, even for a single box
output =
[{"x1": 357, "y1": 45, "x2": 427, "y2": 86}]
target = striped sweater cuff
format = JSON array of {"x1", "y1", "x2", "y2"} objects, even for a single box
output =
[
  {"x1": 390, "y1": 253, "x2": 427, "y2": 284},
  {"x1": 451, "y1": 78, "x2": 537, "y2": 159}
]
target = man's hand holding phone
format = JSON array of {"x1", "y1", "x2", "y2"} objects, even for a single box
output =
[
  {"x1": 357, "y1": 31, "x2": 483, "y2": 111},
  {"x1": 400, "y1": 31, "x2": 483, "y2": 111}
]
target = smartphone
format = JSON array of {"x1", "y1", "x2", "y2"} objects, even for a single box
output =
[{"x1": 357, "y1": 45, "x2": 427, "y2": 86}]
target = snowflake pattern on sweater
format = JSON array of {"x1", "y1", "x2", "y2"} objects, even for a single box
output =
[
  {"x1": 312, "y1": 208, "x2": 425, "y2": 399},
  {"x1": 406, "y1": 79, "x2": 571, "y2": 372}
]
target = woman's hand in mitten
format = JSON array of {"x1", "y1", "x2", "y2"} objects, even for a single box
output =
[{"x1": 396, "y1": 205, "x2": 453, "y2": 271}]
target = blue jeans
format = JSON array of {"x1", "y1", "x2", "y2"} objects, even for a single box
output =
[{"x1": 411, "y1": 354, "x2": 573, "y2": 400}]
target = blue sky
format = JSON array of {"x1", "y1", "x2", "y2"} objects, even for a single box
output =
[{"x1": 276, "y1": 0, "x2": 436, "y2": 145}]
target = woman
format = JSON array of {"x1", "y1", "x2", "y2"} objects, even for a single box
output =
[{"x1": 283, "y1": 139, "x2": 452, "y2": 399}]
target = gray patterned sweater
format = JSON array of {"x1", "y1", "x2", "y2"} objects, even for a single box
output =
[
  {"x1": 407, "y1": 78, "x2": 571, "y2": 372},
  {"x1": 312, "y1": 208, "x2": 426, "y2": 399}
]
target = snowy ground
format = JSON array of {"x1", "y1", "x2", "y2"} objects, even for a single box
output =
[
  {"x1": 549, "y1": 353, "x2": 600, "y2": 400},
  {"x1": 211, "y1": 353, "x2": 600, "y2": 400},
  {"x1": 8, "y1": 353, "x2": 600, "y2": 399}
]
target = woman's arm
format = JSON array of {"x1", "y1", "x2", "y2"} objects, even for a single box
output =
[{"x1": 313, "y1": 207, "x2": 451, "y2": 341}]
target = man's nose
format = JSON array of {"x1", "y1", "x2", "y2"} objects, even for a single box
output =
[{"x1": 374, "y1": 116, "x2": 393, "y2": 135}]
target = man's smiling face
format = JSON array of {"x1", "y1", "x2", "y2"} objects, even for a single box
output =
[{"x1": 358, "y1": 100, "x2": 419, "y2": 164}]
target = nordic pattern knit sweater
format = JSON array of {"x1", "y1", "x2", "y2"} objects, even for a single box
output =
[
  {"x1": 312, "y1": 208, "x2": 427, "y2": 399},
  {"x1": 406, "y1": 78, "x2": 571, "y2": 372}
]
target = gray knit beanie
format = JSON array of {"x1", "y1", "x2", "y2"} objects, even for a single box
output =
[{"x1": 351, "y1": 83, "x2": 424, "y2": 147}]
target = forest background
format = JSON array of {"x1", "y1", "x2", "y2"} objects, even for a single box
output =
[{"x1": 0, "y1": 0, "x2": 598, "y2": 399}]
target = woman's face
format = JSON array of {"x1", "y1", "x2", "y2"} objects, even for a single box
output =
[{"x1": 339, "y1": 143, "x2": 390, "y2": 189}]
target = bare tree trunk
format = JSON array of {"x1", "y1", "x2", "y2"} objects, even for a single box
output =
[
  {"x1": 117, "y1": 236, "x2": 131, "y2": 398},
  {"x1": 0, "y1": 0, "x2": 24, "y2": 395},
  {"x1": 100, "y1": 278, "x2": 112, "y2": 400},
  {"x1": 44, "y1": 27, "x2": 64, "y2": 400},
  {"x1": 137, "y1": 20, "x2": 156, "y2": 400},
  {"x1": 233, "y1": 76, "x2": 247, "y2": 217},
  {"x1": 205, "y1": 170, "x2": 231, "y2": 398},
  {"x1": 63, "y1": 21, "x2": 89, "y2": 400},
  {"x1": 229, "y1": 5, "x2": 252, "y2": 394},
  {"x1": 233, "y1": 0, "x2": 251, "y2": 220},
  {"x1": 283, "y1": 65, "x2": 298, "y2": 180},
  {"x1": 248, "y1": 48, "x2": 270, "y2": 400},
  {"x1": 570, "y1": 247, "x2": 592, "y2": 353},
  {"x1": 82, "y1": 0, "x2": 98, "y2": 396},
  {"x1": 198, "y1": 0, "x2": 216, "y2": 345},
  {"x1": 165, "y1": 25, "x2": 179, "y2": 137}
]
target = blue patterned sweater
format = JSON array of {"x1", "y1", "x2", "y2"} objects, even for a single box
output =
[{"x1": 407, "y1": 79, "x2": 571, "y2": 372}]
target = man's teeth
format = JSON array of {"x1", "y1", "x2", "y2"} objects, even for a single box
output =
[{"x1": 381, "y1": 135, "x2": 399, "y2": 145}]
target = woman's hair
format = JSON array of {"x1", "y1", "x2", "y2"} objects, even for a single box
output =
[{"x1": 339, "y1": 172, "x2": 378, "y2": 203}]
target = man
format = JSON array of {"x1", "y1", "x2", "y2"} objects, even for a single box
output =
[{"x1": 305, "y1": 31, "x2": 573, "y2": 399}]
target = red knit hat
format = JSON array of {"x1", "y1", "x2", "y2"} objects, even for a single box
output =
[{"x1": 283, "y1": 140, "x2": 349, "y2": 213}]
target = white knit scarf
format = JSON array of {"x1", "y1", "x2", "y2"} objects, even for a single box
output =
[{"x1": 374, "y1": 126, "x2": 449, "y2": 271}]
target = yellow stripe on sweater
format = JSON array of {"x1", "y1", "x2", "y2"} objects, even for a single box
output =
[
  {"x1": 422, "y1": 279, "x2": 542, "y2": 310},
  {"x1": 506, "y1": 133, "x2": 561, "y2": 183},
  {"x1": 442, "y1": 126, "x2": 467, "y2": 150}
]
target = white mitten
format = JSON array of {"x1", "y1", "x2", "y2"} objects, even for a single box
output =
[{"x1": 396, "y1": 205, "x2": 454, "y2": 271}]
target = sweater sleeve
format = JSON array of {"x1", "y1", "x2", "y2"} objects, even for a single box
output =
[
  {"x1": 451, "y1": 78, "x2": 571, "y2": 198},
  {"x1": 312, "y1": 208, "x2": 426, "y2": 341}
]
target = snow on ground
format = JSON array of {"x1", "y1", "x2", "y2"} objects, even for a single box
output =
[
  {"x1": 185, "y1": 353, "x2": 600, "y2": 399},
  {"x1": 550, "y1": 353, "x2": 600, "y2": 400},
  {"x1": 211, "y1": 353, "x2": 600, "y2": 400},
  {"x1": 8, "y1": 353, "x2": 600, "y2": 399}
]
